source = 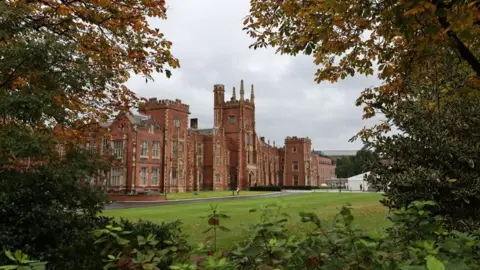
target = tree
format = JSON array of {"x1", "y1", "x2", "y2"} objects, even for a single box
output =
[
  {"x1": 0, "y1": 0, "x2": 178, "y2": 268},
  {"x1": 359, "y1": 48, "x2": 480, "y2": 230},
  {"x1": 245, "y1": 0, "x2": 480, "y2": 230},
  {"x1": 244, "y1": 0, "x2": 480, "y2": 119},
  {"x1": 335, "y1": 147, "x2": 378, "y2": 178},
  {"x1": 1, "y1": 0, "x2": 178, "y2": 130},
  {"x1": 335, "y1": 156, "x2": 354, "y2": 178}
]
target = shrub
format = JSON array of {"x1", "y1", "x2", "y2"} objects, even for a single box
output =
[
  {"x1": 0, "y1": 250, "x2": 47, "y2": 270},
  {"x1": 94, "y1": 218, "x2": 190, "y2": 269},
  {"x1": 354, "y1": 49, "x2": 480, "y2": 231},
  {"x1": 248, "y1": 186, "x2": 282, "y2": 191},
  {"x1": 0, "y1": 153, "x2": 110, "y2": 270},
  {"x1": 282, "y1": 185, "x2": 319, "y2": 190}
]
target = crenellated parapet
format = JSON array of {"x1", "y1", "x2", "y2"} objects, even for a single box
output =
[
  {"x1": 222, "y1": 79, "x2": 255, "y2": 108},
  {"x1": 139, "y1": 98, "x2": 190, "y2": 113},
  {"x1": 223, "y1": 99, "x2": 254, "y2": 108},
  {"x1": 214, "y1": 84, "x2": 225, "y2": 92},
  {"x1": 285, "y1": 136, "x2": 312, "y2": 143}
]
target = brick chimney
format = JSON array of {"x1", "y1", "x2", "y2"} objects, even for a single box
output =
[{"x1": 190, "y1": 118, "x2": 198, "y2": 129}]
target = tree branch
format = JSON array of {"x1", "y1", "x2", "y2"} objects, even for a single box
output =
[{"x1": 434, "y1": 1, "x2": 480, "y2": 77}]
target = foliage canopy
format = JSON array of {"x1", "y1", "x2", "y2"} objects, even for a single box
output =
[
  {"x1": 244, "y1": 0, "x2": 480, "y2": 120},
  {"x1": 0, "y1": 1, "x2": 178, "y2": 268}
]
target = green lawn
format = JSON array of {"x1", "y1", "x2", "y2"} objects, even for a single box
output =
[
  {"x1": 104, "y1": 193, "x2": 389, "y2": 249},
  {"x1": 165, "y1": 190, "x2": 273, "y2": 200}
]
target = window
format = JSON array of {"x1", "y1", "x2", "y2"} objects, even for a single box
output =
[
  {"x1": 215, "y1": 143, "x2": 220, "y2": 165},
  {"x1": 197, "y1": 156, "x2": 203, "y2": 166},
  {"x1": 178, "y1": 169, "x2": 183, "y2": 185},
  {"x1": 196, "y1": 143, "x2": 202, "y2": 155},
  {"x1": 57, "y1": 144, "x2": 64, "y2": 158},
  {"x1": 228, "y1": 116, "x2": 236, "y2": 124},
  {"x1": 88, "y1": 138, "x2": 96, "y2": 154},
  {"x1": 226, "y1": 151, "x2": 230, "y2": 166},
  {"x1": 151, "y1": 168, "x2": 159, "y2": 185},
  {"x1": 113, "y1": 141, "x2": 123, "y2": 159},
  {"x1": 198, "y1": 172, "x2": 203, "y2": 189},
  {"x1": 178, "y1": 142, "x2": 184, "y2": 153},
  {"x1": 246, "y1": 133, "x2": 251, "y2": 145},
  {"x1": 101, "y1": 137, "x2": 109, "y2": 154},
  {"x1": 171, "y1": 168, "x2": 177, "y2": 185},
  {"x1": 306, "y1": 176, "x2": 310, "y2": 186},
  {"x1": 171, "y1": 141, "x2": 178, "y2": 158},
  {"x1": 140, "y1": 141, "x2": 148, "y2": 157},
  {"x1": 110, "y1": 168, "x2": 122, "y2": 186},
  {"x1": 293, "y1": 147, "x2": 297, "y2": 153},
  {"x1": 293, "y1": 175, "x2": 298, "y2": 186},
  {"x1": 152, "y1": 142, "x2": 160, "y2": 159},
  {"x1": 306, "y1": 161, "x2": 310, "y2": 169},
  {"x1": 174, "y1": 118, "x2": 180, "y2": 128},
  {"x1": 247, "y1": 150, "x2": 253, "y2": 164},
  {"x1": 148, "y1": 125, "x2": 154, "y2": 133},
  {"x1": 140, "y1": 167, "x2": 147, "y2": 185},
  {"x1": 215, "y1": 173, "x2": 221, "y2": 183},
  {"x1": 293, "y1": 161, "x2": 299, "y2": 171}
]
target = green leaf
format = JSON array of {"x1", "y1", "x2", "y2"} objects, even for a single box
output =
[
  {"x1": 0, "y1": 265, "x2": 19, "y2": 270},
  {"x1": 94, "y1": 238, "x2": 108, "y2": 244},
  {"x1": 218, "y1": 226, "x2": 231, "y2": 232},
  {"x1": 202, "y1": 227, "x2": 212, "y2": 234},
  {"x1": 110, "y1": 226, "x2": 123, "y2": 231},
  {"x1": 116, "y1": 237, "x2": 130, "y2": 245},
  {"x1": 426, "y1": 256, "x2": 445, "y2": 270},
  {"x1": 137, "y1": 235, "x2": 146, "y2": 245},
  {"x1": 4, "y1": 250, "x2": 16, "y2": 262},
  {"x1": 400, "y1": 266, "x2": 425, "y2": 270}
]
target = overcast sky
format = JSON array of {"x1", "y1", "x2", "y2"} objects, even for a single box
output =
[{"x1": 125, "y1": 0, "x2": 381, "y2": 151}]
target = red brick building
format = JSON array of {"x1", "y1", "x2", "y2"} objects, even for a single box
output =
[{"x1": 75, "y1": 80, "x2": 336, "y2": 192}]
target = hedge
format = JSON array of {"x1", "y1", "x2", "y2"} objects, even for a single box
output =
[
  {"x1": 249, "y1": 185, "x2": 345, "y2": 191},
  {"x1": 249, "y1": 186, "x2": 282, "y2": 191}
]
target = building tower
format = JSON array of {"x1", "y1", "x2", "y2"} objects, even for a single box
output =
[
  {"x1": 213, "y1": 84, "x2": 225, "y2": 127},
  {"x1": 212, "y1": 84, "x2": 227, "y2": 190},
  {"x1": 221, "y1": 79, "x2": 257, "y2": 189},
  {"x1": 284, "y1": 137, "x2": 312, "y2": 186},
  {"x1": 138, "y1": 98, "x2": 190, "y2": 193}
]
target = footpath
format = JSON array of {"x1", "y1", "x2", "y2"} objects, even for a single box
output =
[{"x1": 105, "y1": 191, "x2": 292, "y2": 210}]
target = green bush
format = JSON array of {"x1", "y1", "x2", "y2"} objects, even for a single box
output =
[
  {"x1": 95, "y1": 219, "x2": 190, "y2": 269},
  {"x1": 248, "y1": 186, "x2": 282, "y2": 191},
  {"x1": 282, "y1": 185, "x2": 318, "y2": 190},
  {"x1": 0, "y1": 151, "x2": 110, "y2": 270},
  {"x1": 249, "y1": 186, "x2": 342, "y2": 191}
]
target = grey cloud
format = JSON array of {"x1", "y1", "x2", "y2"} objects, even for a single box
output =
[{"x1": 126, "y1": 0, "x2": 383, "y2": 150}]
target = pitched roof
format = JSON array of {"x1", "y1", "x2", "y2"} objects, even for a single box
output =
[
  {"x1": 314, "y1": 150, "x2": 358, "y2": 157},
  {"x1": 348, "y1": 171, "x2": 371, "y2": 180},
  {"x1": 190, "y1": 128, "x2": 214, "y2": 135},
  {"x1": 100, "y1": 112, "x2": 156, "y2": 128}
]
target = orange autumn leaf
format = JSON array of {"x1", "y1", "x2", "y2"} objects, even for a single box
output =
[{"x1": 2, "y1": 0, "x2": 180, "y2": 144}]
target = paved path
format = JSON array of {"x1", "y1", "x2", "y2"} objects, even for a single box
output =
[{"x1": 104, "y1": 192, "x2": 295, "y2": 210}]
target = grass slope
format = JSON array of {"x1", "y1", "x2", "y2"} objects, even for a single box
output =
[{"x1": 104, "y1": 193, "x2": 389, "y2": 249}]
